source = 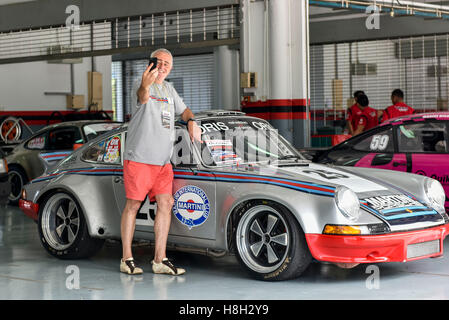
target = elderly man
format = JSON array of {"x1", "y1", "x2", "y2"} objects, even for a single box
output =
[{"x1": 120, "y1": 48, "x2": 201, "y2": 275}]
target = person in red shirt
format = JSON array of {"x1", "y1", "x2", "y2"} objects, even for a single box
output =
[
  {"x1": 381, "y1": 89, "x2": 415, "y2": 123},
  {"x1": 353, "y1": 94, "x2": 379, "y2": 136},
  {"x1": 346, "y1": 90, "x2": 364, "y2": 135}
]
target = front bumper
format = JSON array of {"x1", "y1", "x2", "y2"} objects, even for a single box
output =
[{"x1": 305, "y1": 224, "x2": 449, "y2": 263}]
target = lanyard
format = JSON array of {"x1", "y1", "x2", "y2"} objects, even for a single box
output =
[{"x1": 152, "y1": 83, "x2": 170, "y2": 102}]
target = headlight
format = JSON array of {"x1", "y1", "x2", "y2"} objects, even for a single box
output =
[
  {"x1": 334, "y1": 186, "x2": 360, "y2": 222},
  {"x1": 424, "y1": 178, "x2": 445, "y2": 211}
]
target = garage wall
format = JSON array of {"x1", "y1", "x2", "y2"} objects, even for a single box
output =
[{"x1": 0, "y1": 55, "x2": 112, "y2": 111}]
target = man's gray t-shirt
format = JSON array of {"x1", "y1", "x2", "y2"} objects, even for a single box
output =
[{"x1": 124, "y1": 81, "x2": 187, "y2": 165}]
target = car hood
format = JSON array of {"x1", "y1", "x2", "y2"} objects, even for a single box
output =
[
  {"x1": 214, "y1": 162, "x2": 446, "y2": 230},
  {"x1": 225, "y1": 162, "x2": 391, "y2": 195}
]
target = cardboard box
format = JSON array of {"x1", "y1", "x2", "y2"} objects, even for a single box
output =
[
  {"x1": 332, "y1": 79, "x2": 343, "y2": 110},
  {"x1": 88, "y1": 71, "x2": 103, "y2": 103},
  {"x1": 66, "y1": 95, "x2": 84, "y2": 110},
  {"x1": 437, "y1": 98, "x2": 448, "y2": 111},
  {"x1": 240, "y1": 72, "x2": 257, "y2": 88}
]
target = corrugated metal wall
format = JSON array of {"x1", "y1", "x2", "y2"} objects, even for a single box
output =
[
  {"x1": 310, "y1": 34, "x2": 449, "y2": 131},
  {"x1": 113, "y1": 53, "x2": 214, "y2": 119}
]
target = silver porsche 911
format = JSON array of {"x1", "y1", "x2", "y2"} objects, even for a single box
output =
[{"x1": 19, "y1": 111, "x2": 449, "y2": 281}]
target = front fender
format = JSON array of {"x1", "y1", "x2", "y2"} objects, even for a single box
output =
[
  {"x1": 341, "y1": 166, "x2": 429, "y2": 203},
  {"x1": 218, "y1": 182, "x2": 383, "y2": 251}
]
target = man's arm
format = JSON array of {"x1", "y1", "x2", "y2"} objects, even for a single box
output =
[
  {"x1": 353, "y1": 116, "x2": 366, "y2": 136},
  {"x1": 346, "y1": 108, "x2": 353, "y2": 135},
  {"x1": 346, "y1": 120, "x2": 354, "y2": 135},
  {"x1": 180, "y1": 107, "x2": 194, "y2": 123},
  {"x1": 352, "y1": 124, "x2": 365, "y2": 136},
  {"x1": 137, "y1": 63, "x2": 159, "y2": 105},
  {"x1": 181, "y1": 108, "x2": 202, "y2": 142}
]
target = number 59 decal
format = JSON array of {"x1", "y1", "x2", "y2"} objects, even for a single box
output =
[{"x1": 370, "y1": 135, "x2": 389, "y2": 151}]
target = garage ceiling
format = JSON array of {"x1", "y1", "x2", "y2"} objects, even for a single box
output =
[{"x1": 310, "y1": 0, "x2": 449, "y2": 22}]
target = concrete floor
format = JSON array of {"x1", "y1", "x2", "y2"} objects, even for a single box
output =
[{"x1": 1, "y1": 205, "x2": 449, "y2": 300}]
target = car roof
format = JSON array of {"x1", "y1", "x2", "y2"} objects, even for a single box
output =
[
  {"x1": 175, "y1": 110, "x2": 247, "y2": 122},
  {"x1": 381, "y1": 111, "x2": 449, "y2": 126},
  {"x1": 32, "y1": 120, "x2": 121, "y2": 134}
]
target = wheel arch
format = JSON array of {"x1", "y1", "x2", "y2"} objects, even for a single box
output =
[
  {"x1": 225, "y1": 196, "x2": 304, "y2": 253},
  {"x1": 8, "y1": 163, "x2": 29, "y2": 181},
  {"x1": 36, "y1": 186, "x2": 95, "y2": 236}
]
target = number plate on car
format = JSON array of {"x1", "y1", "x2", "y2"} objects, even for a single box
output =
[{"x1": 407, "y1": 240, "x2": 440, "y2": 259}]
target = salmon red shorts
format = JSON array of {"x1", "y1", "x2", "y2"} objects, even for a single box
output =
[{"x1": 123, "y1": 160, "x2": 174, "y2": 201}]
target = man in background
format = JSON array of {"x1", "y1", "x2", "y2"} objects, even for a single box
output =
[
  {"x1": 381, "y1": 89, "x2": 415, "y2": 123},
  {"x1": 352, "y1": 94, "x2": 379, "y2": 136},
  {"x1": 346, "y1": 90, "x2": 365, "y2": 135}
]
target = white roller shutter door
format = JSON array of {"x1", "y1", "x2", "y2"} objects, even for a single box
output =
[{"x1": 123, "y1": 53, "x2": 214, "y2": 116}]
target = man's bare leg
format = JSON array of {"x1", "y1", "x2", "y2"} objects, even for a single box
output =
[
  {"x1": 121, "y1": 199, "x2": 142, "y2": 260},
  {"x1": 153, "y1": 193, "x2": 174, "y2": 263}
]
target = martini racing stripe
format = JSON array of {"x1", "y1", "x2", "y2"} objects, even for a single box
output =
[
  {"x1": 30, "y1": 167, "x2": 124, "y2": 184},
  {"x1": 382, "y1": 206, "x2": 428, "y2": 214},
  {"x1": 30, "y1": 167, "x2": 336, "y2": 197},
  {"x1": 40, "y1": 152, "x2": 72, "y2": 162},
  {"x1": 173, "y1": 169, "x2": 335, "y2": 197},
  {"x1": 360, "y1": 202, "x2": 440, "y2": 224}
]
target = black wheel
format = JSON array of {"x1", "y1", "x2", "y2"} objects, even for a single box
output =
[
  {"x1": 233, "y1": 200, "x2": 312, "y2": 281},
  {"x1": 38, "y1": 192, "x2": 104, "y2": 259},
  {"x1": 8, "y1": 166, "x2": 27, "y2": 205}
]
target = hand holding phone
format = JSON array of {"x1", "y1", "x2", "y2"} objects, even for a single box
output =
[{"x1": 148, "y1": 57, "x2": 158, "y2": 71}]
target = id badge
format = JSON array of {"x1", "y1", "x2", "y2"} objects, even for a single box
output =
[{"x1": 161, "y1": 109, "x2": 171, "y2": 129}]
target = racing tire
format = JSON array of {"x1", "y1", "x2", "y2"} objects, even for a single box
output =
[
  {"x1": 8, "y1": 166, "x2": 27, "y2": 205},
  {"x1": 38, "y1": 192, "x2": 104, "y2": 259},
  {"x1": 233, "y1": 200, "x2": 312, "y2": 281}
]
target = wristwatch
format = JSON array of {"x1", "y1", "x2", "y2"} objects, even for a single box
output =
[{"x1": 186, "y1": 118, "x2": 195, "y2": 125}]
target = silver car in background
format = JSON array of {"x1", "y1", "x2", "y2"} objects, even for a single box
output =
[
  {"x1": 19, "y1": 111, "x2": 449, "y2": 281},
  {"x1": 5, "y1": 120, "x2": 122, "y2": 203}
]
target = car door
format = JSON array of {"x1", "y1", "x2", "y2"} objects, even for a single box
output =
[
  {"x1": 348, "y1": 125, "x2": 407, "y2": 172},
  {"x1": 396, "y1": 120, "x2": 449, "y2": 210},
  {"x1": 170, "y1": 128, "x2": 216, "y2": 240},
  {"x1": 113, "y1": 128, "x2": 217, "y2": 241}
]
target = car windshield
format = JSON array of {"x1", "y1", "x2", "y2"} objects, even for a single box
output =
[
  {"x1": 195, "y1": 118, "x2": 304, "y2": 167},
  {"x1": 82, "y1": 123, "x2": 122, "y2": 141}
]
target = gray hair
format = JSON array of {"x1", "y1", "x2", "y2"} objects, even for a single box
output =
[{"x1": 150, "y1": 48, "x2": 173, "y2": 60}]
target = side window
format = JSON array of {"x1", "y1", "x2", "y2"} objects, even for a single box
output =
[
  {"x1": 397, "y1": 121, "x2": 447, "y2": 153},
  {"x1": 26, "y1": 132, "x2": 47, "y2": 150},
  {"x1": 47, "y1": 127, "x2": 82, "y2": 150},
  {"x1": 82, "y1": 134, "x2": 122, "y2": 164},
  {"x1": 353, "y1": 127, "x2": 394, "y2": 153},
  {"x1": 171, "y1": 128, "x2": 197, "y2": 166}
]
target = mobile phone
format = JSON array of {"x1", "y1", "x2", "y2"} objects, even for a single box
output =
[{"x1": 148, "y1": 57, "x2": 158, "y2": 71}]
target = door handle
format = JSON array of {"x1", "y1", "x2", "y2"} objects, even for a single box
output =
[
  {"x1": 114, "y1": 176, "x2": 124, "y2": 183},
  {"x1": 392, "y1": 162, "x2": 407, "y2": 167}
]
